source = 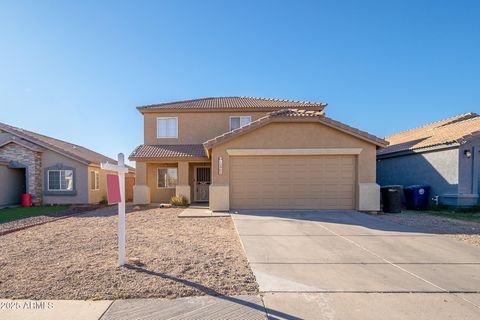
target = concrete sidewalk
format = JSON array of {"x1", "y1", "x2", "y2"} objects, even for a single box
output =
[
  {"x1": 0, "y1": 295, "x2": 268, "y2": 320},
  {"x1": 0, "y1": 300, "x2": 113, "y2": 320}
]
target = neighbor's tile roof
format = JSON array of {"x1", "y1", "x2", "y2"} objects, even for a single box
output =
[
  {"x1": 270, "y1": 109, "x2": 324, "y2": 117},
  {"x1": 138, "y1": 96, "x2": 327, "y2": 111},
  {"x1": 378, "y1": 112, "x2": 480, "y2": 155},
  {"x1": 129, "y1": 144, "x2": 207, "y2": 160},
  {"x1": 204, "y1": 109, "x2": 387, "y2": 148},
  {"x1": 0, "y1": 122, "x2": 134, "y2": 170}
]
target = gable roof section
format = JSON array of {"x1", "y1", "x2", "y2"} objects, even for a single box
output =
[
  {"x1": 378, "y1": 113, "x2": 480, "y2": 156},
  {"x1": 203, "y1": 109, "x2": 388, "y2": 149},
  {"x1": 129, "y1": 144, "x2": 207, "y2": 160},
  {"x1": 138, "y1": 97, "x2": 327, "y2": 113},
  {"x1": 0, "y1": 133, "x2": 44, "y2": 152},
  {"x1": 0, "y1": 122, "x2": 134, "y2": 170}
]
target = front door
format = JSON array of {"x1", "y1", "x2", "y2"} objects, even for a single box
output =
[{"x1": 194, "y1": 166, "x2": 211, "y2": 202}]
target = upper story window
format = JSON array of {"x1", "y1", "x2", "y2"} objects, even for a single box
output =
[
  {"x1": 48, "y1": 170, "x2": 73, "y2": 191},
  {"x1": 230, "y1": 116, "x2": 251, "y2": 131},
  {"x1": 157, "y1": 117, "x2": 178, "y2": 138},
  {"x1": 90, "y1": 171, "x2": 99, "y2": 190}
]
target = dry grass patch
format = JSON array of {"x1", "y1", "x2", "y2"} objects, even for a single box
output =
[{"x1": 0, "y1": 206, "x2": 258, "y2": 300}]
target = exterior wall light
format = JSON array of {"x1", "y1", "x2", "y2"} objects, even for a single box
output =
[
  {"x1": 218, "y1": 157, "x2": 223, "y2": 175},
  {"x1": 464, "y1": 150, "x2": 472, "y2": 158}
]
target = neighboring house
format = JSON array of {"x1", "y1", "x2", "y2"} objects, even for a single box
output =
[
  {"x1": 129, "y1": 97, "x2": 387, "y2": 211},
  {"x1": 0, "y1": 122, "x2": 135, "y2": 206},
  {"x1": 377, "y1": 113, "x2": 480, "y2": 207}
]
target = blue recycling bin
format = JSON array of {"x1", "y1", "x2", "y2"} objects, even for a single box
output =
[{"x1": 404, "y1": 185, "x2": 430, "y2": 210}]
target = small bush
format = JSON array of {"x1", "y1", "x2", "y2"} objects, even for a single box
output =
[
  {"x1": 99, "y1": 195, "x2": 108, "y2": 205},
  {"x1": 170, "y1": 195, "x2": 188, "y2": 206}
]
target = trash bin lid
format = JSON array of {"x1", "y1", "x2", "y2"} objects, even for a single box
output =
[
  {"x1": 381, "y1": 185, "x2": 403, "y2": 191},
  {"x1": 405, "y1": 184, "x2": 430, "y2": 190}
]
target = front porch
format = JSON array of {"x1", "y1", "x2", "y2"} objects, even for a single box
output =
[{"x1": 133, "y1": 160, "x2": 212, "y2": 205}]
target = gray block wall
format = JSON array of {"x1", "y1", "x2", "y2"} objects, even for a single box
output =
[{"x1": 377, "y1": 148, "x2": 459, "y2": 200}]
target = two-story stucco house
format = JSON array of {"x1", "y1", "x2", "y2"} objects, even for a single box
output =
[{"x1": 129, "y1": 97, "x2": 387, "y2": 211}]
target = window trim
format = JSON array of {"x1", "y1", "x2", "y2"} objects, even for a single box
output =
[
  {"x1": 157, "y1": 167, "x2": 178, "y2": 189},
  {"x1": 47, "y1": 169, "x2": 74, "y2": 191},
  {"x1": 91, "y1": 171, "x2": 100, "y2": 191},
  {"x1": 229, "y1": 116, "x2": 251, "y2": 131},
  {"x1": 43, "y1": 164, "x2": 77, "y2": 196},
  {"x1": 156, "y1": 117, "x2": 178, "y2": 139}
]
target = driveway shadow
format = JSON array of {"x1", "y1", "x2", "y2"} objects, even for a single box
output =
[
  {"x1": 124, "y1": 264, "x2": 301, "y2": 320},
  {"x1": 231, "y1": 210, "x2": 480, "y2": 235}
]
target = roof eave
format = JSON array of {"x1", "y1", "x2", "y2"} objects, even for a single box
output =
[
  {"x1": 317, "y1": 118, "x2": 389, "y2": 148},
  {"x1": 204, "y1": 116, "x2": 388, "y2": 150},
  {"x1": 377, "y1": 142, "x2": 461, "y2": 159},
  {"x1": 129, "y1": 156, "x2": 209, "y2": 162},
  {"x1": 0, "y1": 126, "x2": 92, "y2": 165}
]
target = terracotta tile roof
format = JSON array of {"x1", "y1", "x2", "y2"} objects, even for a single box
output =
[
  {"x1": 138, "y1": 96, "x2": 327, "y2": 112},
  {"x1": 129, "y1": 144, "x2": 207, "y2": 160},
  {"x1": 378, "y1": 112, "x2": 480, "y2": 155},
  {"x1": 204, "y1": 109, "x2": 388, "y2": 149},
  {"x1": 318, "y1": 116, "x2": 388, "y2": 147},
  {"x1": 0, "y1": 122, "x2": 134, "y2": 170},
  {"x1": 270, "y1": 109, "x2": 324, "y2": 117}
]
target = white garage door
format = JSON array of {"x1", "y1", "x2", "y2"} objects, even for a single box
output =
[{"x1": 230, "y1": 155, "x2": 356, "y2": 210}]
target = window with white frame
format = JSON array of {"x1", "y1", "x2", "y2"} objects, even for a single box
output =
[
  {"x1": 157, "y1": 117, "x2": 178, "y2": 138},
  {"x1": 91, "y1": 171, "x2": 100, "y2": 190},
  {"x1": 157, "y1": 168, "x2": 178, "y2": 188},
  {"x1": 230, "y1": 116, "x2": 251, "y2": 131},
  {"x1": 48, "y1": 170, "x2": 74, "y2": 191}
]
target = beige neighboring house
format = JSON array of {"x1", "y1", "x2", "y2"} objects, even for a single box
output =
[
  {"x1": 129, "y1": 97, "x2": 387, "y2": 211},
  {"x1": 0, "y1": 122, "x2": 135, "y2": 206}
]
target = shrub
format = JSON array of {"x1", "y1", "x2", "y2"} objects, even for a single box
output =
[
  {"x1": 170, "y1": 195, "x2": 188, "y2": 206},
  {"x1": 99, "y1": 195, "x2": 108, "y2": 205}
]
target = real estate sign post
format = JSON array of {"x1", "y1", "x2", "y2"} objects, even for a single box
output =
[{"x1": 102, "y1": 153, "x2": 128, "y2": 266}]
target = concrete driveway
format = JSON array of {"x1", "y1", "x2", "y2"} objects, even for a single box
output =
[{"x1": 232, "y1": 210, "x2": 480, "y2": 320}]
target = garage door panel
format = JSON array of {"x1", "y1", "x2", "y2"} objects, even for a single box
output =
[{"x1": 230, "y1": 155, "x2": 356, "y2": 210}]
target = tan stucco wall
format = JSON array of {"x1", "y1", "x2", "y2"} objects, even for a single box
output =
[
  {"x1": 87, "y1": 166, "x2": 108, "y2": 204},
  {"x1": 144, "y1": 111, "x2": 269, "y2": 144},
  {"x1": 210, "y1": 121, "x2": 378, "y2": 210},
  {"x1": 41, "y1": 150, "x2": 88, "y2": 204},
  {"x1": 87, "y1": 167, "x2": 135, "y2": 204},
  {"x1": 125, "y1": 176, "x2": 135, "y2": 202},
  {"x1": 134, "y1": 160, "x2": 211, "y2": 203},
  {"x1": 211, "y1": 122, "x2": 377, "y2": 185}
]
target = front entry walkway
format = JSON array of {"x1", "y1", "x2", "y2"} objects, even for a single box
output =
[
  {"x1": 178, "y1": 204, "x2": 230, "y2": 217},
  {"x1": 232, "y1": 210, "x2": 480, "y2": 319}
]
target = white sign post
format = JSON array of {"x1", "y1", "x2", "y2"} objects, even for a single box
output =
[{"x1": 101, "y1": 153, "x2": 129, "y2": 266}]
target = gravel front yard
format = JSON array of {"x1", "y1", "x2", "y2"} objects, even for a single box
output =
[
  {"x1": 376, "y1": 211, "x2": 480, "y2": 246},
  {"x1": 0, "y1": 206, "x2": 258, "y2": 300}
]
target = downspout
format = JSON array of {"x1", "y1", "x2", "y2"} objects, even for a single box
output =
[{"x1": 472, "y1": 146, "x2": 479, "y2": 196}]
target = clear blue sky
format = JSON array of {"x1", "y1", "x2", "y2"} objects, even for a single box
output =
[{"x1": 1, "y1": 0, "x2": 479, "y2": 165}]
